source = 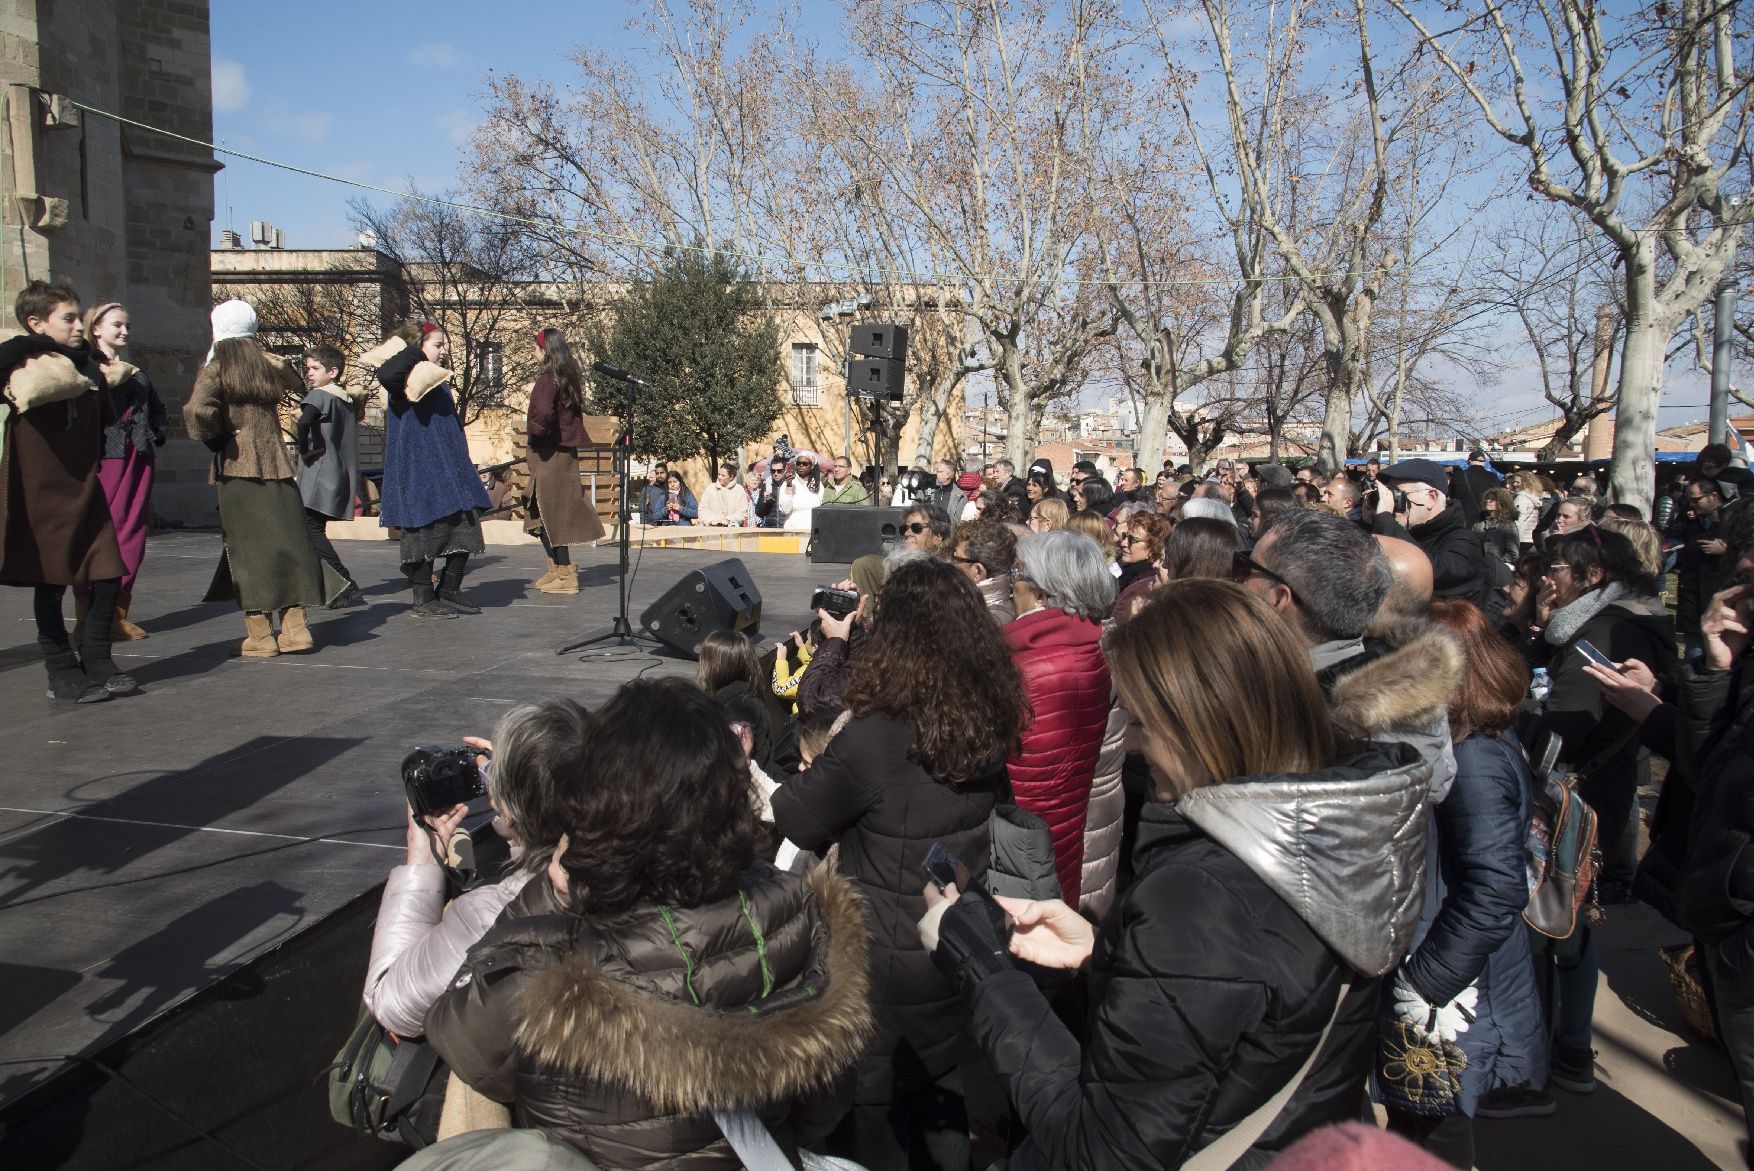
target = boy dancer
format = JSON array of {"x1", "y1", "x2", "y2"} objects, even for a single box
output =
[
  {"x1": 0, "y1": 280, "x2": 134, "y2": 702},
  {"x1": 295, "y1": 344, "x2": 365, "y2": 607}
]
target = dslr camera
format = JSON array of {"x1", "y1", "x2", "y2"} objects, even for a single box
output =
[
  {"x1": 402, "y1": 746, "x2": 488, "y2": 816},
  {"x1": 810, "y1": 585, "x2": 861, "y2": 619}
]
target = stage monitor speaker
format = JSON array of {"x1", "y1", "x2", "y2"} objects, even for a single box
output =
[
  {"x1": 810, "y1": 505, "x2": 907, "y2": 564},
  {"x1": 639, "y1": 558, "x2": 762, "y2": 657},
  {"x1": 846, "y1": 356, "x2": 904, "y2": 402},
  {"x1": 848, "y1": 322, "x2": 910, "y2": 361}
]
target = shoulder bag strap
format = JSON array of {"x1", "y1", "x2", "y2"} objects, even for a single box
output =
[
  {"x1": 711, "y1": 1107, "x2": 797, "y2": 1171},
  {"x1": 1181, "y1": 980, "x2": 1352, "y2": 1171}
]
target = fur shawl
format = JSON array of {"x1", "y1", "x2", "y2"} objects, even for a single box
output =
[
  {"x1": 511, "y1": 864, "x2": 873, "y2": 1115},
  {"x1": 4, "y1": 351, "x2": 96, "y2": 413}
]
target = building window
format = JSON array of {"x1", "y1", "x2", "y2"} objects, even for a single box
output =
[
  {"x1": 475, "y1": 342, "x2": 504, "y2": 395},
  {"x1": 791, "y1": 343, "x2": 821, "y2": 407}
]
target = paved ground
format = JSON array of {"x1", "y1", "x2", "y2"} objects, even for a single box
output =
[
  {"x1": 0, "y1": 531, "x2": 836, "y2": 1110},
  {"x1": 0, "y1": 530, "x2": 1746, "y2": 1167}
]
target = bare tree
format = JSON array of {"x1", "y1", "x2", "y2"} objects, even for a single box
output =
[
  {"x1": 1202, "y1": 0, "x2": 1446, "y2": 473},
  {"x1": 1391, "y1": 0, "x2": 1753, "y2": 512},
  {"x1": 1482, "y1": 208, "x2": 1623, "y2": 460},
  {"x1": 348, "y1": 192, "x2": 543, "y2": 425}
]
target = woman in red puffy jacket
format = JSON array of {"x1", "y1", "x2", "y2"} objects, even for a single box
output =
[{"x1": 1006, "y1": 528, "x2": 1119, "y2": 903}]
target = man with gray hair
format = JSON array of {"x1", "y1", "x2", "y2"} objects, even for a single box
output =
[
  {"x1": 950, "y1": 518, "x2": 1018, "y2": 624},
  {"x1": 1240, "y1": 507, "x2": 1459, "y2": 800}
]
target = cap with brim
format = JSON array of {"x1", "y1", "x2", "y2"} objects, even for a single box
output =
[{"x1": 1378, "y1": 458, "x2": 1451, "y2": 495}]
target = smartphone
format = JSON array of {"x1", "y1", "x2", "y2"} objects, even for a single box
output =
[
  {"x1": 1576, "y1": 640, "x2": 1620, "y2": 674},
  {"x1": 921, "y1": 841, "x2": 970, "y2": 893}
]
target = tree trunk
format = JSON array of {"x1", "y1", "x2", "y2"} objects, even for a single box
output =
[
  {"x1": 1137, "y1": 391, "x2": 1173, "y2": 479},
  {"x1": 912, "y1": 373, "x2": 959, "y2": 469},
  {"x1": 1002, "y1": 348, "x2": 1034, "y2": 470},
  {"x1": 1267, "y1": 417, "x2": 1283, "y2": 461},
  {"x1": 1317, "y1": 364, "x2": 1354, "y2": 476},
  {"x1": 1608, "y1": 248, "x2": 1667, "y2": 516}
]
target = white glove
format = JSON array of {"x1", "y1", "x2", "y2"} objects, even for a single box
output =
[{"x1": 1391, "y1": 972, "x2": 1477, "y2": 1043}]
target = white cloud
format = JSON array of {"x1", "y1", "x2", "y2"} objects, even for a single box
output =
[
  {"x1": 212, "y1": 59, "x2": 251, "y2": 113},
  {"x1": 435, "y1": 109, "x2": 477, "y2": 146},
  {"x1": 409, "y1": 41, "x2": 465, "y2": 69}
]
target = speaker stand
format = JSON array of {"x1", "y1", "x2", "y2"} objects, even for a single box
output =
[{"x1": 556, "y1": 614, "x2": 657, "y2": 655}]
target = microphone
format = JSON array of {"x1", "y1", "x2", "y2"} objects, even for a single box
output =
[{"x1": 592, "y1": 361, "x2": 646, "y2": 386}]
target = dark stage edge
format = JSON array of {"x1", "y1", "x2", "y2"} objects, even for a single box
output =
[{"x1": 0, "y1": 531, "x2": 841, "y2": 1156}]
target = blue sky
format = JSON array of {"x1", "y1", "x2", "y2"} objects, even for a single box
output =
[
  {"x1": 210, "y1": 0, "x2": 649, "y2": 248},
  {"x1": 210, "y1": 0, "x2": 1722, "y2": 433}
]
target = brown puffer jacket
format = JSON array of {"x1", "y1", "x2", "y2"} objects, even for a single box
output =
[{"x1": 424, "y1": 863, "x2": 872, "y2": 1169}]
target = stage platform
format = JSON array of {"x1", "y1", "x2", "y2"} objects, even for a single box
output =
[{"x1": 0, "y1": 532, "x2": 842, "y2": 1120}]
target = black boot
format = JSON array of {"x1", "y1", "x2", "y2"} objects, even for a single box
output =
[
  {"x1": 81, "y1": 579, "x2": 138, "y2": 693},
  {"x1": 36, "y1": 586, "x2": 107, "y2": 703},
  {"x1": 406, "y1": 562, "x2": 453, "y2": 619},
  {"x1": 437, "y1": 553, "x2": 480, "y2": 615}
]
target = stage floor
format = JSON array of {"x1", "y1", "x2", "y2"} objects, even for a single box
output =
[{"x1": 0, "y1": 531, "x2": 840, "y2": 1108}]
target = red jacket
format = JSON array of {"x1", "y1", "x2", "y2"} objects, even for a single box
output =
[{"x1": 1004, "y1": 607, "x2": 1113, "y2": 903}]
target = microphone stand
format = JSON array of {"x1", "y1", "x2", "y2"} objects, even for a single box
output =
[{"x1": 557, "y1": 363, "x2": 659, "y2": 655}]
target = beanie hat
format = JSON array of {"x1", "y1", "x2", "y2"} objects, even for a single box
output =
[{"x1": 207, "y1": 299, "x2": 258, "y2": 362}]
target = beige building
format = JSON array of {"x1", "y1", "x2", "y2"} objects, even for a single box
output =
[
  {"x1": 1, "y1": 0, "x2": 220, "y2": 524},
  {"x1": 211, "y1": 242, "x2": 965, "y2": 496}
]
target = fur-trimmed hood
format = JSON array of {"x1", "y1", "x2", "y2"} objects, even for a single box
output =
[
  {"x1": 1324, "y1": 613, "x2": 1462, "y2": 803},
  {"x1": 511, "y1": 863, "x2": 873, "y2": 1115}
]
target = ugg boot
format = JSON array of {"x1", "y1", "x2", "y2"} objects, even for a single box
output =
[
  {"x1": 537, "y1": 563, "x2": 579, "y2": 595},
  {"x1": 81, "y1": 580, "x2": 138, "y2": 693},
  {"x1": 437, "y1": 553, "x2": 480, "y2": 614},
  {"x1": 534, "y1": 558, "x2": 561, "y2": 590},
  {"x1": 113, "y1": 591, "x2": 148, "y2": 640},
  {"x1": 238, "y1": 611, "x2": 281, "y2": 657},
  {"x1": 70, "y1": 593, "x2": 90, "y2": 646},
  {"x1": 277, "y1": 606, "x2": 315, "y2": 653}
]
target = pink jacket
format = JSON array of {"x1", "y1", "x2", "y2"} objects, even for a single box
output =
[{"x1": 1004, "y1": 607, "x2": 1113, "y2": 904}]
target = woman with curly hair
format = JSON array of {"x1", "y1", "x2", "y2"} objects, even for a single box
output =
[
  {"x1": 427, "y1": 679, "x2": 872, "y2": 1167},
  {"x1": 1113, "y1": 511, "x2": 1172, "y2": 621},
  {"x1": 772, "y1": 556, "x2": 1025, "y2": 1170}
]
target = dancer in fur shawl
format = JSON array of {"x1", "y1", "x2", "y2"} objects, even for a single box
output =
[
  {"x1": 362, "y1": 323, "x2": 490, "y2": 619},
  {"x1": 0, "y1": 280, "x2": 133, "y2": 702},
  {"x1": 186, "y1": 300, "x2": 337, "y2": 657}
]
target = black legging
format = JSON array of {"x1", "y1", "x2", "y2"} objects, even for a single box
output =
[
  {"x1": 536, "y1": 526, "x2": 570, "y2": 565},
  {"x1": 304, "y1": 508, "x2": 355, "y2": 585}
]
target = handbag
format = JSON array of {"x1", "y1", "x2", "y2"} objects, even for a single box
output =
[
  {"x1": 1374, "y1": 1015, "x2": 1468, "y2": 1117},
  {"x1": 326, "y1": 1005, "x2": 447, "y2": 1148},
  {"x1": 983, "y1": 803, "x2": 1062, "y2": 901}
]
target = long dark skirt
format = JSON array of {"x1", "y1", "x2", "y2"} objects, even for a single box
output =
[
  {"x1": 525, "y1": 445, "x2": 605, "y2": 547},
  {"x1": 205, "y1": 477, "x2": 333, "y2": 612},
  {"x1": 399, "y1": 510, "x2": 485, "y2": 566}
]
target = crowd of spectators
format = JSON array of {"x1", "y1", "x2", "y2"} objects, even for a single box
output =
[{"x1": 366, "y1": 440, "x2": 1754, "y2": 1171}]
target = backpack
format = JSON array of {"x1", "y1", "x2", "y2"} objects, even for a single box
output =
[{"x1": 1522, "y1": 734, "x2": 1602, "y2": 939}]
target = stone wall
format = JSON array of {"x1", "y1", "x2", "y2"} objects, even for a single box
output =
[{"x1": 0, "y1": 0, "x2": 218, "y2": 524}]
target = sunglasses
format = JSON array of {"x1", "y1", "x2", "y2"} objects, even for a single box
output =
[
  {"x1": 1232, "y1": 551, "x2": 1300, "y2": 604},
  {"x1": 905, "y1": 522, "x2": 931, "y2": 534}
]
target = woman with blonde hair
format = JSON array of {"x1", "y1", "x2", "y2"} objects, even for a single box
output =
[
  {"x1": 922, "y1": 579, "x2": 1431, "y2": 1168},
  {"x1": 1028, "y1": 495, "x2": 1070, "y2": 533},
  {"x1": 1063, "y1": 510, "x2": 1114, "y2": 564}
]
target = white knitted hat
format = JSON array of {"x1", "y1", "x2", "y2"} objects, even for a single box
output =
[{"x1": 206, "y1": 299, "x2": 258, "y2": 362}]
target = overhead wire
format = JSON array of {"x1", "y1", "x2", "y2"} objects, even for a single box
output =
[{"x1": 63, "y1": 96, "x2": 1709, "y2": 294}]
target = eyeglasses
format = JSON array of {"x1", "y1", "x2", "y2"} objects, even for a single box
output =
[
  {"x1": 949, "y1": 553, "x2": 980, "y2": 566},
  {"x1": 1070, "y1": 475, "x2": 1088, "y2": 485},
  {"x1": 1232, "y1": 551, "x2": 1300, "y2": 604},
  {"x1": 1117, "y1": 533, "x2": 1141, "y2": 545},
  {"x1": 905, "y1": 522, "x2": 930, "y2": 534}
]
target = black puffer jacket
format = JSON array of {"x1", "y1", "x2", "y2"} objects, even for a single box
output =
[
  {"x1": 424, "y1": 864, "x2": 872, "y2": 1169},
  {"x1": 769, "y1": 713, "x2": 999, "y2": 1102},
  {"x1": 1677, "y1": 653, "x2": 1754, "y2": 968},
  {"x1": 964, "y1": 744, "x2": 1431, "y2": 1170},
  {"x1": 1374, "y1": 503, "x2": 1483, "y2": 604}
]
